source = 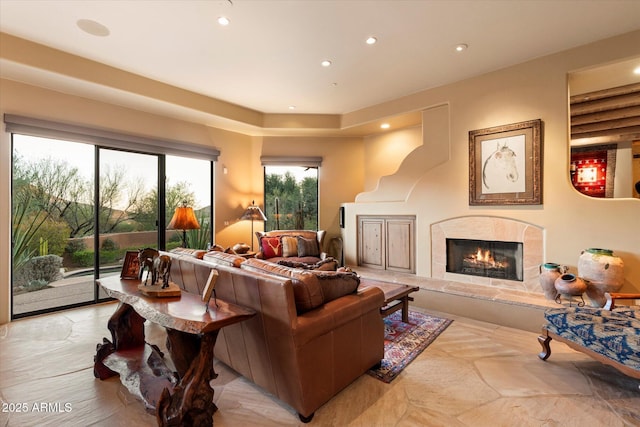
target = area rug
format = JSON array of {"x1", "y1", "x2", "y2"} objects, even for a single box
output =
[{"x1": 368, "y1": 310, "x2": 453, "y2": 383}]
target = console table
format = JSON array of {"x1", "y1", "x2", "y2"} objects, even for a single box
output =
[{"x1": 94, "y1": 276, "x2": 255, "y2": 426}]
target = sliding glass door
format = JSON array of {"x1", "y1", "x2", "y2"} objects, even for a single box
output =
[
  {"x1": 12, "y1": 135, "x2": 97, "y2": 316},
  {"x1": 11, "y1": 134, "x2": 214, "y2": 318},
  {"x1": 165, "y1": 155, "x2": 213, "y2": 250},
  {"x1": 97, "y1": 148, "x2": 159, "y2": 298}
]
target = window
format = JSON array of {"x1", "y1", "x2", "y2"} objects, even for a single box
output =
[
  {"x1": 7, "y1": 115, "x2": 217, "y2": 318},
  {"x1": 263, "y1": 164, "x2": 319, "y2": 231}
]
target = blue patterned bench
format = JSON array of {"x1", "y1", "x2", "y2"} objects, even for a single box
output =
[{"x1": 538, "y1": 303, "x2": 640, "y2": 379}]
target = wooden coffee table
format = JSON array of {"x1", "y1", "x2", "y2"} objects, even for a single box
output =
[
  {"x1": 360, "y1": 279, "x2": 419, "y2": 323},
  {"x1": 94, "y1": 276, "x2": 255, "y2": 427}
]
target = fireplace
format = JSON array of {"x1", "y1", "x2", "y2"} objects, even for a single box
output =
[
  {"x1": 432, "y1": 216, "x2": 543, "y2": 295},
  {"x1": 446, "y1": 238, "x2": 523, "y2": 282}
]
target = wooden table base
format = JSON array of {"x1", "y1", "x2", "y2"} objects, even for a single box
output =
[{"x1": 94, "y1": 303, "x2": 218, "y2": 426}]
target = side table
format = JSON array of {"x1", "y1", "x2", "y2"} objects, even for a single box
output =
[{"x1": 94, "y1": 276, "x2": 255, "y2": 427}]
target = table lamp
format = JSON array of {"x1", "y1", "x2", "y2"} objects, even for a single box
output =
[
  {"x1": 240, "y1": 200, "x2": 267, "y2": 250},
  {"x1": 168, "y1": 200, "x2": 200, "y2": 248}
]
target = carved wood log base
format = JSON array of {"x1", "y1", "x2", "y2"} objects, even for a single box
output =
[
  {"x1": 94, "y1": 303, "x2": 146, "y2": 380},
  {"x1": 94, "y1": 337, "x2": 117, "y2": 379},
  {"x1": 96, "y1": 302, "x2": 221, "y2": 426},
  {"x1": 157, "y1": 332, "x2": 219, "y2": 427}
]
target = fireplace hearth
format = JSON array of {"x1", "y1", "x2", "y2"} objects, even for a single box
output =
[{"x1": 446, "y1": 238, "x2": 523, "y2": 281}]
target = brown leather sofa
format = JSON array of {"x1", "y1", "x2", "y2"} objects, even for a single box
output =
[{"x1": 164, "y1": 250, "x2": 385, "y2": 422}]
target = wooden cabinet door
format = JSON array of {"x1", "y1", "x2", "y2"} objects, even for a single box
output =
[
  {"x1": 386, "y1": 218, "x2": 414, "y2": 273},
  {"x1": 357, "y1": 215, "x2": 415, "y2": 273},
  {"x1": 358, "y1": 217, "x2": 385, "y2": 268}
]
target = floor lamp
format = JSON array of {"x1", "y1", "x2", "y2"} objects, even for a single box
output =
[
  {"x1": 168, "y1": 201, "x2": 200, "y2": 248},
  {"x1": 240, "y1": 200, "x2": 267, "y2": 251}
]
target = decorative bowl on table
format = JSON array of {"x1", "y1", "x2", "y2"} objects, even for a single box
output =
[{"x1": 232, "y1": 243, "x2": 250, "y2": 254}]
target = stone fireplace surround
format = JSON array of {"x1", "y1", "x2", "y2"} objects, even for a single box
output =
[{"x1": 432, "y1": 216, "x2": 543, "y2": 294}]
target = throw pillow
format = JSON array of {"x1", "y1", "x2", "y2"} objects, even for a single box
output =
[
  {"x1": 260, "y1": 236, "x2": 282, "y2": 258},
  {"x1": 309, "y1": 270, "x2": 360, "y2": 303},
  {"x1": 281, "y1": 236, "x2": 298, "y2": 257},
  {"x1": 169, "y1": 247, "x2": 206, "y2": 259},
  {"x1": 297, "y1": 236, "x2": 319, "y2": 257},
  {"x1": 278, "y1": 257, "x2": 338, "y2": 271},
  {"x1": 203, "y1": 251, "x2": 245, "y2": 268},
  {"x1": 240, "y1": 258, "x2": 324, "y2": 313}
]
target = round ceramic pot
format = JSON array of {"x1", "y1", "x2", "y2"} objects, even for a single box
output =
[
  {"x1": 554, "y1": 273, "x2": 587, "y2": 296},
  {"x1": 578, "y1": 248, "x2": 624, "y2": 292},
  {"x1": 539, "y1": 263, "x2": 566, "y2": 300}
]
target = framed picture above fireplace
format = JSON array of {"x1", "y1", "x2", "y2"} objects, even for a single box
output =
[{"x1": 469, "y1": 119, "x2": 542, "y2": 205}]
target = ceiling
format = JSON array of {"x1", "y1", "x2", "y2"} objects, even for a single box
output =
[{"x1": 1, "y1": 0, "x2": 640, "y2": 134}]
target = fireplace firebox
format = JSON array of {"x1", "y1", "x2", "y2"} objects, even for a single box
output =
[{"x1": 446, "y1": 238, "x2": 523, "y2": 281}]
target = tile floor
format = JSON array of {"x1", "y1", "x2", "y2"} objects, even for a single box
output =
[{"x1": 1, "y1": 300, "x2": 638, "y2": 427}]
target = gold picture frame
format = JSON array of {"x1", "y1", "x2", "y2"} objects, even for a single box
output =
[
  {"x1": 121, "y1": 251, "x2": 140, "y2": 279},
  {"x1": 469, "y1": 119, "x2": 542, "y2": 205}
]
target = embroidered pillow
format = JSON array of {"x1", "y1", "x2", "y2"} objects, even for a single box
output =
[
  {"x1": 260, "y1": 236, "x2": 282, "y2": 258},
  {"x1": 297, "y1": 236, "x2": 319, "y2": 257},
  {"x1": 281, "y1": 236, "x2": 298, "y2": 257}
]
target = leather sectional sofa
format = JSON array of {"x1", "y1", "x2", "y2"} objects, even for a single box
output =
[{"x1": 163, "y1": 249, "x2": 385, "y2": 422}]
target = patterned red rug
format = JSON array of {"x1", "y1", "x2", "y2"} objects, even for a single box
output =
[{"x1": 368, "y1": 310, "x2": 453, "y2": 383}]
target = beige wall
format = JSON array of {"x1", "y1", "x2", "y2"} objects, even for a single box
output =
[
  {"x1": 0, "y1": 81, "x2": 368, "y2": 323},
  {"x1": 343, "y1": 31, "x2": 640, "y2": 292}
]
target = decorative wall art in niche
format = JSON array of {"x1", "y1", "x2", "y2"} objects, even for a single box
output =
[
  {"x1": 570, "y1": 144, "x2": 617, "y2": 198},
  {"x1": 469, "y1": 119, "x2": 543, "y2": 205}
]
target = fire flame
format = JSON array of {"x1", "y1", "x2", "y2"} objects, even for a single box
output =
[
  {"x1": 467, "y1": 247, "x2": 507, "y2": 269},
  {"x1": 476, "y1": 248, "x2": 494, "y2": 264}
]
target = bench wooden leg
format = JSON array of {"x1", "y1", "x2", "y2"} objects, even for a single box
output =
[{"x1": 538, "y1": 334, "x2": 552, "y2": 361}]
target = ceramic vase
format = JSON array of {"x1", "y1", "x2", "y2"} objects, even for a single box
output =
[
  {"x1": 578, "y1": 248, "x2": 624, "y2": 291},
  {"x1": 539, "y1": 263, "x2": 566, "y2": 300},
  {"x1": 554, "y1": 273, "x2": 587, "y2": 296},
  {"x1": 578, "y1": 248, "x2": 624, "y2": 307}
]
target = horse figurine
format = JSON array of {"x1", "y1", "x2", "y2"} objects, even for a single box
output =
[
  {"x1": 152, "y1": 255, "x2": 172, "y2": 288},
  {"x1": 138, "y1": 247, "x2": 159, "y2": 284}
]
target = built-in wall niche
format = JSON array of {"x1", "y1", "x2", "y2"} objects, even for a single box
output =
[{"x1": 569, "y1": 57, "x2": 640, "y2": 199}]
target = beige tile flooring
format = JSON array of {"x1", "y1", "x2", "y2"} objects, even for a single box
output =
[{"x1": 0, "y1": 302, "x2": 638, "y2": 427}]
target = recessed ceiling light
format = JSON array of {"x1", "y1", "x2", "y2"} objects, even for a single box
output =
[
  {"x1": 455, "y1": 43, "x2": 468, "y2": 52},
  {"x1": 380, "y1": 123, "x2": 390, "y2": 129},
  {"x1": 321, "y1": 60, "x2": 332, "y2": 67},
  {"x1": 634, "y1": 66, "x2": 640, "y2": 75},
  {"x1": 77, "y1": 19, "x2": 110, "y2": 37},
  {"x1": 218, "y1": 16, "x2": 230, "y2": 26},
  {"x1": 288, "y1": 105, "x2": 296, "y2": 110},
  {"x1": 366, "y1": 36, "x2": 377, "y2": 45}
]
